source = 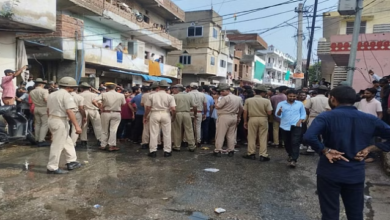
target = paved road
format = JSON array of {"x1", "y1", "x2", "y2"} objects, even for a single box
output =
[{"x1": 0, "y1": 140, "x2": 389, "y2": 220}]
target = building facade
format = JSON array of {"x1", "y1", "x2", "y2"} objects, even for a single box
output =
[
  {"x1": 166, "y1": 10, "x2": 230, "y2": 86},
  {"x1": 318, "y1": 0, "x2": 390, "y2": 90},
  {"x1": 19, "y1": 0, "x2": 184, "y2": 87},
  {"x1": 257, "y1": 45, "x2": 295, "y2": 87}
]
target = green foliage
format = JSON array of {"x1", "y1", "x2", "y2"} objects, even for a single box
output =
[
  {"x1": 176, "y1": 63, "x2": 184, "y2": 69},
  {"x1": 0, "y1": 0, "x2": 19, "y2": 19},
  {"x1": 308, "y1": 62, "x2": 321, "y2": 83}
]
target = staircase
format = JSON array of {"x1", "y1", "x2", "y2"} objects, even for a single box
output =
[{"x1": 331, "y1": 66, "x2": 347, "y2": 88}]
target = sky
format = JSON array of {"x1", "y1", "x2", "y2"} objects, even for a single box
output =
[{"x1": 172, "y1": 0, "x2": 339, "y2": 62}]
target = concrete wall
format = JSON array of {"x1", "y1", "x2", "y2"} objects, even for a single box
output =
[
  {"x1": 0, "y1": 32, "x2": 16, "y2": 89},
  {"x1": 0, "y1": 0, "x2": 56, "y2": 31}
]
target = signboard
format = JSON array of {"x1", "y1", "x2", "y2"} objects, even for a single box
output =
[{"x1": 293, "y1": 72, "x2": 304, "y2": 79}]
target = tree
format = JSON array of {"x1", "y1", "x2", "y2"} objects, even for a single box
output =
[{"x1": 308, "y1": 62, "x2": 321, "y2": 84}]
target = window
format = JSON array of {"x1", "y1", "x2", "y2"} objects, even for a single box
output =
[
  {"x1": 213, "y1": 28, "x2": 218, "y2": 39},
  {"x1": 346, "y1": 21, "x2": 366, "y2": 34},
  {"x1": 210, "y1": 56, "x2": 215, "y2": 66},
  {"x1": 188, "y1": 26, "x2": 203, "y2": 37},
  {"x1": 143, "y1": 15, "x2": 150, "y2": 24},
  {"x1": 234, "y1": 64, "x2": 238, "y2": 72},
  {"x1": 103, "y1": 37, "x2": 112, "y2": 49},
  {"x1": 220, "y1": 60, "x2": 226, "y2": 68},
  {"x1": 373, "y1": 24, "x2": 390, "y2": 33},
  {"x1": 179, "y1": 55, "x2": 191, "y2": 65}
]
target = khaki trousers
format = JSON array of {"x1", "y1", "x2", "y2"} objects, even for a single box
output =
[
  {"x1": 142, "y1": 118, "x2": 161, "y2": 145},
  {"x1": 149, "y1": 111, "x2": 171, "y2": 152},
  {"x1": 34, "y1": 106, "x2": 48, "y2": 142},
  {"x1": 47, "y1": 116, "x2": 77, "y2": 171},
  {"x1": 247, "y1": 117, "x2": 269, "y2": 157},
  {"x1": 81, "y1": 109, "x2": 102, "y2": 141},
  {"x1": 100, "y1": 112, "x2": 121, "y2": 147},
  {"x1": 215, "y1": 114, "x2": 237, "y2": 152},
  {"x1": 71, "y1": 112, "x2": 82, "y2": 145},
  {"x1": 190, "y1": 112, "x2": 202, "y2": 143},
  {"x1": 307, "y1": 116, "x2": 316, "y2": 128},
  {"x1": 172, "y1": 112, "x2": 196, "y2": 150},
  {"x1": 272, "y1": 121, "x2": 281, "y2": 145}
]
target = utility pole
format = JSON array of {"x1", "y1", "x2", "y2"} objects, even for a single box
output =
[
  {"x1": 346, "y1": 0, "x2": 363, "y2": 86},
  {"x1": 294, "y1": 3, "x2": 304, "y2": 89},
  {"x1": 303, "y1": 0, "x2": 319, "y2": 87}
]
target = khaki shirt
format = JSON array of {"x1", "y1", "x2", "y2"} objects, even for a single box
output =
[
  {"x1": 30, "y1": 87, "x2": 49, "y2": 107},
  {"x1": 145, "y1": 90, "x2": 176, "y2": 111},
  {"x1": 94, "y1": 90, "x2": 126, "y2": 111},
  {"x1": 141, "y1": 91, "x2": 154, "y2": 106},
  {"x1": 47, "y1": 89, "x2": 77, "y2": 117},
  {"x1": 217, "y1": 93, "x2": 243, "y2": 114},
  {"x1": 71, "y1": 92, "x2": 84, "y2": 112},
  {"x1": 244, "y1": 95, "x2": 273, "y2": 117},
  {"x1": 79, "y1": 90, "x2": 99, "y2": 110},
  {"x1": 189, "y1": 90, "x2": 206, "y2": 112},
  {"x1": 304, "y1": 94, "x2": 331, "y2": 117},
  {"x1": 174, "y1": 92, "x2": 196, "y2": 112}
]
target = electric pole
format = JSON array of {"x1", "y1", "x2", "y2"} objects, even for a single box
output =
[
  {"x1": 346, "y1": 0, "x2": 363, "y2": 86},
  {"x1": 303, "y1": 0, "x2": 319, "y2": 87},
  {"x1": 295, "y1": 3, "x2": 304, "y2": 89}
]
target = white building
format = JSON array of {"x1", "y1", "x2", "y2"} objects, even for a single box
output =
[{"x1": 258, "y1": 45, "x2": 295, "y2": 87}]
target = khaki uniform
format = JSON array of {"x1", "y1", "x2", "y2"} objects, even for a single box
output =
[
  {"x1": 172, "y1": 92, "x2": 196, "y2": 150},
  {"x1": 141, "y1": 91, "x2": 161, "y2": 145},
  {"x1": 215, "y1": 93, "x2": 243, "y2": 152},
  {"x1": 70, "y1": 92, "x2": 84, "y2": 145},
  {"x1": 95, "y1": 90, "x2": 126, "y2": 147},
  {"x1": 145, "y1": 90, "x2": 176, "y2": 152},
  {"x1": 29, "y1": 87, "x2": 49, "y2": 142},
  {"x1": 79, "y1": 90, "x2": 102, "y2": 141},
  {"x1": 244, "y1": 95, "x2": 273, "y2": 157},
  {"x1": 46, "y1": 89, "x2": 78, "y2": 171},
  {"x1": 305, "y1": 94, "x2": 330, "y2": 127},
  {"x1": 188, "y1": 90, "x2": 206, "y2": 144}
]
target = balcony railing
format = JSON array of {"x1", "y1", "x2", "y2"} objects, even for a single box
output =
[{"x1": 155, "y1": 0, "x2": 185, "y2": 21}]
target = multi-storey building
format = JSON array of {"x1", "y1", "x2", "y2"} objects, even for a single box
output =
[
  {"x1": 318, "y1": 0, "x2": 390, "y2": 90},
  {"x1": 226, "y1": 30, "x2": 268, "y2": 87},
  {"x1": 257, "y1": 45, "x2": 295, "y2": 87},
  {"x1": 166, "y1": 10, "x2": 231, "y2": 86},
  {"x1": 0, "y1": 0, "x2": 56, "y2": 86},
  {"x1": 19, "y1": 0, "x2": 184, "y2": 87}
]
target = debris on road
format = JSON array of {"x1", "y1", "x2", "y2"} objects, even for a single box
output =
[
  {"x1": 84, "y1": 161, "x2": 89, "y2": 164},
  {"x1": 201, "y1": 146, "x2": 210, "y2": 150},
  {"x1": 214, "y1": 208, "x2": 226, "y2": 214},
  {"x1": 93, "y1": 204, "x2": 101, "y2": 208},
  {"x1": 204, "y1": 168, "x2": 219, "y2": 172},
  {"x1": 364, "y1": 195, "x2": 372, "y2": 202}
]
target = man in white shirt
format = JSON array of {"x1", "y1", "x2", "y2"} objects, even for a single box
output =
[
  {"x1": 357, "y1": 88, "x2": 382, "y2": 119},
  {"x1": 26, "y1": 75, "x2": 35, "y2": 89}
]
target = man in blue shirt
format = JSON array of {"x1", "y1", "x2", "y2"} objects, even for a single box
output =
[
  {"x1": 275, "y1": 90, "x2": 306, "y2": 168},
  {"x1": 201, "y1": 86, "x2": 214, "y2": 144},
  {"x1": 131, "y1": 86, "x2": 150, "y2": 146},
  {"x1": 303, "y1": 86, "x2": 390, "y2": 220}
]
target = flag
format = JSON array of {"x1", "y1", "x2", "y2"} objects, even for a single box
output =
[{"x1": 285, "y1": 70, "x2": 290, "y2": 81}]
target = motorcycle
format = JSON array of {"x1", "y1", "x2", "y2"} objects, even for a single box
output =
[{"x1": 0, "y1": 105, "x2": 35, "y2": 146}]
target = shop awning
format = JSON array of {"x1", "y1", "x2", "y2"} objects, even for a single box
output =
[
  {"x1": 109, "y1": 69, "x2": 172, "y2": 83},
  {"x1": 24, "y1": 40, "x2": 63, "y2": 53}
]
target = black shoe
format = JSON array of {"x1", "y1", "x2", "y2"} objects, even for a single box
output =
[
  {"x1": 287, "y1": 156, "x2": 293, "y2": 162},
  {"x1": 38, "y1": 141, "x2": 51, "y2": 147},
  {"x1": 228, "y1": 151, "x2": 235, "y2": 157},
  {"x1": 242, "y1": 154, "x2": 256, "y2": 160},
  {"x1": 47, "y1": 169, "x2": 69, "y2": 174},
  {"x1": 164, "y1": 152, "x2": 172, "y2": 157},
  {"x1": 141, "y1": 144, "x2": 149, "y2": 149},
  {"x1": 157, "y1": 144, "x2": 163, "y2": 150},
  {"x1": 67, "y1": 162, "x2": 82, "y2": 170},
  {"x1": 189, "y1": 148, "x2": 196, "y2": 152},
  {"x1": 96, "y1": 141, "x2": 101, "y2": 146},
  {"x1": 213, "y1": 151, "x2": 222, "y2": 157},
  {"x1": 172, "y1": 148, "x2": 181, "y2": 152},
  {"x1": 259, "y1": 156, "x2": 271, "y2": 162},
  {"x1": 181, "y1": 142, "x2": 188, "y2": 148},
  {"x1": 148, "y1": 151, "x2": 157, "y2": 158}
]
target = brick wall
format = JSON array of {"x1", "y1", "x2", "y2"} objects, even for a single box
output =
[{"x1": 19, "y1": 14, "x2": 84, "y2": 39}]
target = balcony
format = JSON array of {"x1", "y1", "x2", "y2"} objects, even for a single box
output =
[
  {"x1": 266, "y1": 62, "x2": 287, "y2": 72},
  {"x1": 142, "y1": 0, "x2": 185, "y2": 21},
  {"x1": 0, "y1": 0, "x2": 56, "y2": 32},
  {"x1": 84, "y1": 46, "x2": 178, "y2": 77},
  {"x1": 227, "y1": 33, "x2": 267, "y2": 50},
  {"x1": 59, "y1": 0, "x2": 182, "y2": 50}
]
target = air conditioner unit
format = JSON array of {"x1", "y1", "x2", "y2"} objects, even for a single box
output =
[{"x1": 338, "y1": 0, "x2": 356, "y2": 16}]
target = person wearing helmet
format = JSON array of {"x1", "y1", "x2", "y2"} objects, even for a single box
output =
[
  {"x1": 46, "y1": 77, "x2": 82, "y2": 174},
  {"x1": 92, "y1": 83, "x2": 126, "y2": 152}
]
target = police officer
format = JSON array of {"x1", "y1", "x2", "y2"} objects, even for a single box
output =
[
  {"x1": 29, "y1": 78, "x2": 50, "y2": 147},
  {"x1": 93, "y1": 83, "x2": 126, "y2": 151},
  {"x1": 214, "y1": 83, "x2": 243, "y2": 157},
  {"x1": 140, "y1": 81, "x2": 161, "y2": 149},
  {"x1": 188, "y1": 82, "x2": 207, "y2": 147},
  {"x1": 79, "y1": 82, "x2": 102, "y2": 146},
  {"x1": 171, "y1": 84, "x2": 197, "y2": 152},
  {"x1": 46, "y1": 77, "x2": 82, "y2": 174},
  {"x1": 70, "y1": 87, "x2": 86, "y2": 146},
  {"x1": 243, "y1": 85, "x2": 273, "y2": 161},
  {"x1": 144, "y1": 80, "x2": 176, "y2": 157}
]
